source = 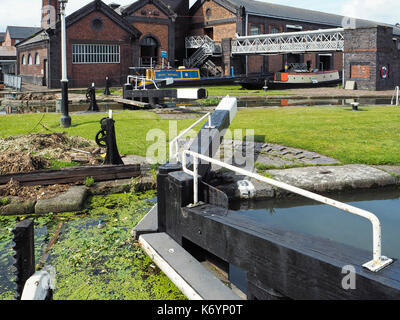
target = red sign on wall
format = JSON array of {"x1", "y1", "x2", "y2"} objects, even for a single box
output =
[{"x1": 351, "y1": 64, "x2": 371, "y2": 79}]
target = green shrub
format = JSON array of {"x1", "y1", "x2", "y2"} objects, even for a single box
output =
[
  {"x1": 84, "y1": 177, "x2": 95, "y2": 187},
  {"x1": 0, "y1": 197, "x2": 11, "y2": 206}
]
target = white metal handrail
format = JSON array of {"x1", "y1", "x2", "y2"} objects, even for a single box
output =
[
  {"x1": 185, "y1": 35, "x2": 215, "y2": 50},
  {"x1": 391, "y1": 86, "x2": 399, "y2": 106},
  {"x1": 169, "y1": 112, "x2": 211, "y2": 162},
  {"x1": 126, "y1": 75, "x2": 159, "y2": 90},
  {"x1": 181, "y1": 149, "x2": 393, "y2": 272}
]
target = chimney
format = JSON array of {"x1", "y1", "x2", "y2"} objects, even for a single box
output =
[
  {"x1": 109, "y1": 3, "x2": 121, "y2": 10},
  {"x1": 41, "y1": 0, "x2": 61, "y2": 29}
]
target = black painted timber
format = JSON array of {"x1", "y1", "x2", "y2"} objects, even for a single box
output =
[
  {"x1": 180, "y1": 204, "x2": 400, "y2": 300},
  {"x1": 162, "y1": 171, "x2": 400, "y2": 300},
  {"x1": 12, "y1": 219, "x2": 35, "y2": 300},
  {"x1": 123, "y1": 88, "x2": 207, "y2": 100}
]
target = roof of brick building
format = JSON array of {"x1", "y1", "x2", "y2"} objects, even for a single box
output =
[
  {"x1": 222, "y1": 0, "x2": 400, "y2": 34},
  {"x1": 6, "y1": 26, "x2": 41, "y2": 40}
]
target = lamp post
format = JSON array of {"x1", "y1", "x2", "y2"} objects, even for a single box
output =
[{"x1": 59, "y1": 0, "x2": 71, "y2": 128}]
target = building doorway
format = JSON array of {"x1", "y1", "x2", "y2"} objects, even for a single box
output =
[
  {"x1": 140, "y1": 35, "x2": 159, "y2": 67},
  {"x1": 204, "y1": 27, "x2": 214, "y2": 40},
  {"x1": 43, "y1": 59, "x2": 47, "y2": 86},
  {"x1": 318, "y1": 54, "x2": 333, "y2": 71}
]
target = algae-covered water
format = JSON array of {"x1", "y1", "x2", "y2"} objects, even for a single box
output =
[{"x1": 0, "y1": 191, "x2": 185, "y2": 300}]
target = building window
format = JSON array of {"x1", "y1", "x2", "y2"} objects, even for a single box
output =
[
  {"x1": 21, "y1": 55, "x2": 25, "y2": 65},
  {"x1": 206, "y1": 8, "x2": 212, "y2": 19},
  {"x1": 250, "y1": 25, "x2": 261, "y2": 36},
  {"x1": 28, "y1": 54, "x2": 33, "y2": 65},
  {"x1": 91, "y1": 18, "x2": 104, "y2": 32},
  {"x1": 35, "y1": 53, "x2": 40, "y2": 65},
  {"x1": 270, "y1": 26, "x2": 280, "y2": 34},
  {"x1": 72, "y1": 44, "x2": 120, "y2": 64}
]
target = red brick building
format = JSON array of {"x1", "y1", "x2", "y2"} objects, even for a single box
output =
[
  {"x1": 188, "y1": 0, "x2": 346, "y2": 76},
  {"x1": 14, "y1": 0, "x2": 400, "y2": 90},
  {"x1": 16, "y1": 0, "x2": 188, "y2": 88}
]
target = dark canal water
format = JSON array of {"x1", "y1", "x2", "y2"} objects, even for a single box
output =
[
  {"x1": 228, "y1": 187, "x2": 400, "y2": 294},
  {"x1": 230, "y1": 187, "x2": 400, "y2": 259}
]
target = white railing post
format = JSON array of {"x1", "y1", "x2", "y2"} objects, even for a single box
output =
[
  {"x1": 391, "y1": 86, "x2": 399, "y2": 106},
  {"x1": 181, "y1": 150, "x2": 394, "y2": 273},
  {"x1": 192, "y1": 155, "x2": 199, "y2": 205},
  {"x1": 168, "y1": 112, "x2": 211, "y2": 162}
]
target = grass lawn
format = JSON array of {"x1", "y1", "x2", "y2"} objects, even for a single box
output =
[
  {"x1": 229, "y1": 106, "x2": 400, "y2": 165},
  {"x1": 0, "y1": 111, "x2": 200, "y2": 158},
  {"x1": 1, "y1": 105, "x2": 400, "y2": 165}
]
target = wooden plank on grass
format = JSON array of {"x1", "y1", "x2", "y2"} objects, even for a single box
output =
[
  {"x1": 114, "y1": 98, "x2": 150, "y2": 108},
  {"x1": 0, "y1": 164, "x2": 142, "y2": 186}
]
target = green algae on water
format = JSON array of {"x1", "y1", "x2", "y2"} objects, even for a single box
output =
[{"x1": 0, "y1": 190, "x2": 186, "y2": 300}]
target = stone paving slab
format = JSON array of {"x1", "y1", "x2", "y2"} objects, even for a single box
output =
[
  {"x1": 0, "y1": 197, "x2": 36, "y2": 216},
  {"x1": 179, "y1": 139, "x2": 340, "y2": 169},
  {"x1": 266, "y1": 165, "x2": 397, "y2": 195},
  {"x1": 35, "y1": 186, "x2": 88, "y2": 214},
  {"x1": 376, "y1": 166, "x2": 400, "y2": 177},
  {"x1": 214, "y1": 165, "x2": 398, "y2": 201}
]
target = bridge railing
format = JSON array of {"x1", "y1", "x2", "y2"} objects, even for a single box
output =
[
  {"x1": 4, "y1": 74, "x2": 22, "y2": 91},
  {"x1": 232, "y1": 28, "x2": 345, "y2": 55}
]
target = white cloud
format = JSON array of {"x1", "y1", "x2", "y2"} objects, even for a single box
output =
[{"x1": 341, "y1": 0, "x2": 400, "y2": 24}]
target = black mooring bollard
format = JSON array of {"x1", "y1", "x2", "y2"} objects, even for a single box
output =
[
  {"x1": 351, "y1": 102, "x2": 359, "y2": 111},
  {"x1": 87, "y1": 82, "x2": 99, "y2": 112},
  {"x1": 104, "y1": 77, "x2": 111, "y2": 96},
  {"x1": 12, "y1": 219, "x2": 35, "y2": 300},
  {"x1": 95, "y1": 115, "x2": 124, "y2": 165}
]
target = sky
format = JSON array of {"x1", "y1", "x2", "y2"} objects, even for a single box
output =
[{"x1": 0, "y1": 0, "x2": 399, "y2": 32}]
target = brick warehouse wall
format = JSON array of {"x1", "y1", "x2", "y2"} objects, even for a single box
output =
[
  {"x1": 68, "y1": 11, "x2": 134, "y2": 88},
  {"x1": 190, "y1": 0, "x2": 237, "y2": 42},
  {"x1": 18, "y1": 43, "x2": 48, "y2": 86},
  {"x1": 344, "y1": 26, "x2": 400, "y2": 90},
  {"x1": 190, "y1": 0, "x2": 344, "y2": 76},
  {"x1": 129, "y1": 3, "x2": 170, "y2": 63},
  {"x1": 247, "y1": 15, "x2": 344, "y2": 74},
  {"x1": 131, "y1": 21, "x2": 169, "y2": 64},
  {"x1": 48, "y1": 10, "x2": 136, "y2": 88},
  {"x1": 125, "y1": 2, "x2": 189, "y2": 67}
]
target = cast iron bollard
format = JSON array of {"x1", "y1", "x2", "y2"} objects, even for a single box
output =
[
  {"x1": 87, "y1": 82, "x2": 99, "y2": 112},
  {"x1": 104, "y1": 77, "x2": 111, "y2": 96},
  {"x1": 12, "y1": 219, "x2": 35, "y2": 300},
  {"x1": 95, "y1": 116, "x2": 124, "y2": 165},
  {"x1": 351, "y1": 102, "x2": 359, "y2": 111}
]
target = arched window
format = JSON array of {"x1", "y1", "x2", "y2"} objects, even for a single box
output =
[
  {"x1": 28, "y1": 54, "x2": 33, "y2": 65},
  {"x1": 35, "y1": 53, "x2": 40, "y2": 65},
  {"x1": 21, "y1": 55, "x2": 25, "y2": 65}
]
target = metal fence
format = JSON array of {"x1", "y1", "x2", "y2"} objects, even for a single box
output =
[{"x1": 4, "y1": 74, "x2": 22, "y2": 91}]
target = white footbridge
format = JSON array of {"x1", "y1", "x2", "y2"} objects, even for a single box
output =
[
  {"x1": 186, "y1": 28, "x2": 345, "y2": 56},
  {"x1": 231, "y1": 28, "x2": 345, "y2": 55}
]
